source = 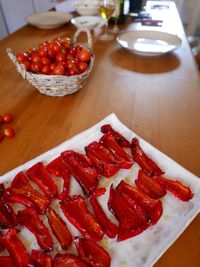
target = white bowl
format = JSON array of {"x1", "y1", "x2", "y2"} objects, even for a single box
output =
[
  {"x1": 74, "y1": 2, "x2": 99, "y2": 16},
  {"x1": 71, "y1": 16, "x2": 105, "y2": 30}
]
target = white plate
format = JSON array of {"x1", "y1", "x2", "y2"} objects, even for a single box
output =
[
  {"x1": 26, "y1": 11, "x2": 73, "y2": 29},
  {"x1": 71, "y1": 16, "x2": 105, "y2": 31},
  {"x1": 117, "y1": 30, "x2": 182, "y2": 56}
]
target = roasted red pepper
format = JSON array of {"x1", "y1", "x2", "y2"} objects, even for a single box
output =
[
  {"x1": 17, "y1": 208, "x2": 53, "y2": 252},
  {"x1": 156, "y1": 176, "x2": 194, "y2": 201},
  {"x1": 0, "y1": 183, "x2": 17, "y2": 228},
  {"x1": 46, "y1": 156, "x2": 71, "y2": 200},
  {"x1": 100, "y1": 132, "x2": 134, "y2": 169},
  {"x1": 116, "y1": 180, "x2": 163, "y2": 225},
  {"x1": 135, "y1": 170, "x2": 166, "y2": 199},
  {"x1": 1, "y1": 228, "x2": 33, "y2": 267},
  {"x1": 61, "y1": 150, "x2": 100, "y2": 197},
  {"x1": 0, "y1": 256, "x2": 15, "y2": 267},
  {"x1": 31, "y1": 250, "x2": 52, "y2": 267},
  {"x1": 90, "y1": 188, "x2": 118, "y2": 239},
  {"x1": 26, "y1": 162, "x2": 58, "y2": 199},
  {"x1": 85, "y1": 141, "x2": 119, "y2": 178},
  {"x1": 60, "y1": 195, "x2": 104, "y2": 241},
  {"x1": 131, "y1": 138, "x2": 164, "y2": 176},
  {"x1": 0, "y1": 230, "x2": 4, "y2": 252},
  {"x1": 3, "y1": 172, "x2": 50, "y2": 214},
  {"x1": 108, "y1": 185, "x2": 148, "y2": 241},
  {"x1": 101, "y1": 124, "x2": 130, "y2": 148},
  {"x1": 54, "y1": 253, "x2": 87, "y2": 267},
  {"x1": 75, "y1": 237, "x2": 111, "y2": 267},
  {"x1": 47, "y1": 207, "x2": 72, "y2": 250}
]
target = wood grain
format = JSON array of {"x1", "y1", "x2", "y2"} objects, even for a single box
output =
[{"x1": 0, "y1": 1, "x2": 199, "y2": 266}]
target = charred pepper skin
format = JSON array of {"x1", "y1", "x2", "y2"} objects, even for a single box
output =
[
  {"x1": 1, "y1": 228, "x2": 33, "y2": 267},
  {"x1": 135, "y1": 170, "x2": 166, "y2": 199},
  {"x1": 101, "y1": 124, "x2": 131, "y2": 148},
  {"x1": 75, "y1": 237, "x2": 111, "y2": 267},
  {"x1": 26, "y1": 162, "x2": 58, "y2": 199},
  {"x1": 61, "y1": 150, "x2": 100, "y2": 197},
  {"x1": 3, "y1": 172, "x2": 50, "y2": 214},
  {"x1": 131, "y1": 138, "x2": 164, "y2": 176},
  {"x1": 156, "y1": 176, "x2": 194, "y2": 201},
  {"x1": 47, "y1": 207, "x2": 72, "y2": 250},
  {"x1": 90, "y1": 188, "x2": 118, "y2": 239},
  {"x1": 60, "y1": 195, "x2": 104, "y2": 241},
  {"x1": 17, "y1": 207, "x2": 54, "y2": 252}
]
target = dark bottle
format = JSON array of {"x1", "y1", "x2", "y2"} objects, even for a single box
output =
[
  {"x1": 110, "y1": 0, "x2": 125, "y2": 24},
  {"x1": 129, "y1": 0, "x2": 142, "y2": 12}
]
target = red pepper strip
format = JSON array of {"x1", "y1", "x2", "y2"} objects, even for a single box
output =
[
  {"x1": 46, "y1": 156, "x2": 71, "y2": 200},
  {"x1": 60, "y1": 195, "x2": 104, "y2": 241},
  {"x1": 135, "y1": 170, "x2": 166, "y2": 199},
  {"x1": 0, "y1": 183, "x2": 17, "y2": 229},
  {"x1": 61, "y1": 150, "x2": 100, "y2": 197},
  {"x1": 116, "y1": 180, "x2": 163, "y2": 225},
  {"x1": 17, "y1": 208, "x2": 54, "y2": 252},
  {"x1": 54, "y1": 253, "x2": 87, "y2": 267},
  {"x1": 26, "y1": 162, "x2": 58, "y2": 199},
  {"x1": 0, "y1": 256, "x2": 15, "y2": 267},
  {"x1": 85, "y1": 141, "x2": 119, "y2": 178},
  {"x1": 3, "y1": 172, "x2": 50, "y2": 214},
  {"x1": 156, "y1": 176, "x2": 194, "y2": 201},
  {"x1": 47, "y1": 207, "x2": 72, "y2": 250},
  {"x1": 101, "y1": 124, "x2": 131, "y2": 148},
  {"x1": 100, "y1": 132, "x2": 134, "y2": 169},
  {"x1": 1, "y1": 228, "x2": 33, "y2": 267},
  {"x1": 0, "y1": 230, "x2": 5, "y2": 252},
  {"x1": 75, "y1": 237, "x2": 111, "y2": 267},
  {"x1": 31, "y1": 250, "x2": 53, "y2": 267},
  {"x1": 90, "y1": 188, "x2": 118, "y2": 239},
  {"x1": 130, "y1": 138, "x2": 164, "y2": 176},
  {"x1": 108, "y1": 185, "x2": 148, "y2": 241}
]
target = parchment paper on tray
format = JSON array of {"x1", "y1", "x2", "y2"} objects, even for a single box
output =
[{"x1": 1, "y1": 113, "x2": 200, "y2": 267}]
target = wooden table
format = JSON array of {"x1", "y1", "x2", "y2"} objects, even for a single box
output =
[{"x1": 0, "y1": 1, "x2": 199, "y2": 266}]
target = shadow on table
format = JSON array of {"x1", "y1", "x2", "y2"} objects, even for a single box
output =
[{"x1": 110, "y1": 48, "x2": 180, "y2": 74}]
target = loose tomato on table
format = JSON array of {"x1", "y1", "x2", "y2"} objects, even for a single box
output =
[
  {"x1": 2, "y1": 113, "x2": 13, "y2": 123},
  {"x1": 3, "y1": 128, "x2": 15, "y2": 138}
]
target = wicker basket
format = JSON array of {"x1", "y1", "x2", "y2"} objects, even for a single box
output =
[{"x1": 7, "y1": 29, "x2": 94, "y2": 97}]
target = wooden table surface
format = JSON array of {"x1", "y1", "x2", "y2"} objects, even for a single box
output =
[{"x1": 0, "y1": 1, "x2": 199, "y2": 266}]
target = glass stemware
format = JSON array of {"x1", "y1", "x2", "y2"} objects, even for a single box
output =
[
  {"x1": 110, "y1": 0, "x2": 120, "y2": 33},
  {"x1": 99, "y1": 0, "x2": 115, "y2": 41}
]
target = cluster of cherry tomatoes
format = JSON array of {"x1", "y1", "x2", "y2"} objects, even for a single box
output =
[
  {"x1": 0, "y1": 114, "x2": 15, "y2": 142},
  {"x1": 16, "y1": 37, "x2": 92, "y2": 76}
]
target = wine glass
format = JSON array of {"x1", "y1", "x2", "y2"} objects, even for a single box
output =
[
  {"x1": 110, "y1": 0, "x2": 120, "y2": 33},
  {"x1": 99, "y1": 0, "x2": 115, "y2": 41}
]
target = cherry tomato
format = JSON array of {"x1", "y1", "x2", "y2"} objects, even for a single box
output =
[
  {"x1": 27, "y1": 48, "x2": 36, "y2": 55},
  {"x1": 16, "y1": 53, "x2": 29, "y2": 63},
  {"x1": 38, "y1": 47, "x2": 48, "y2": 57},
  {"x1": 69, "y1": 68, "x2": 79, "y2": 76},
  {"x1": 52, "y1": 42, "x2": 62, "y2": 54},
  {"x1": 57, "y1": 61, "x2": 67, "y2": 69},
  {"x1": 41, "y1": 57, "x2": 51, "y2": 65},
  {"x1": 31, "y1": 54, "x2": 41, "y2": 63},
  {"x1": 53, "y1": 65, "x2": 65, "y2": 75},
  {"x1": 55, "y1": 53, "x2": 67, "y2": 63},
  {"x1": 66, "y1": 59, "x2": 76, "y2": 70},
  {"x1": 78, "y1": 62, "x2": 88, "y2": 73},
  {"x1": 2, "y1": 113, "x2": 13, "y2": 123},
  {"x1": 31, "y1": 62, "x2": 43, "y2": 73},
  {"x1": 0, "y1": 132, "x2": 4, "y2": 142},
  {"x1": 3, "y1": 128, "x2": 15, "y2": 138},
  {"x1": 41, "y1": 65, "x2": 50, "y2": 75},
  {"x1": 23, "y1": 61, "x2": 31, "y2": 71},
  {"x1": 50, "y1": 63, "x2": 57, "y2": 72},
  {"x1": 0, "y1": 115, "x2": 4, "y2": 124},
  {"x1": 48, "y1": 48, "x2": 56, "y2": 58},
  {"x1": 78, "y1": 49, "x2": 91, "y2": 63}
]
